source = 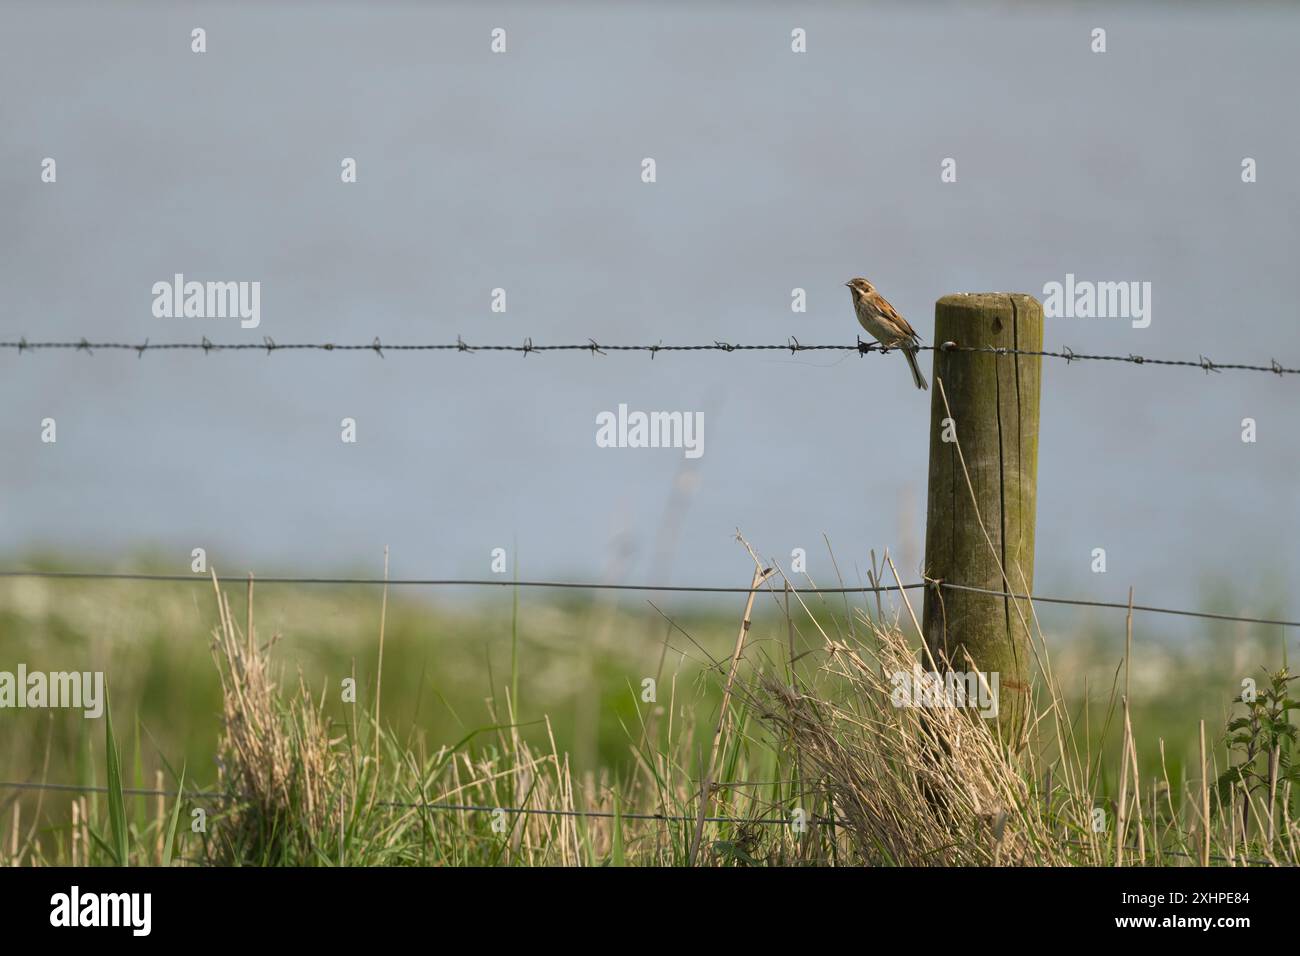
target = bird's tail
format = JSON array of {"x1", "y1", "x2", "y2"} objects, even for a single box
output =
[{"x1": 904, "y1": 345, "x2": 928, "y2": 391}]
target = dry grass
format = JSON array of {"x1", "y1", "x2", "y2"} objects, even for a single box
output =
[
  {"x1": 186, "y1": 525, "x2": 1289, "y2": 865},
  {"x1": 207, "y1": 574, "x2": 340, "y2": 862},
  {"x1": 745, "y1": 568, "x2": 1297, "y2": 867},
  {"x1": 4, "y1": 556, "x2": 1294, "y2": 866}
]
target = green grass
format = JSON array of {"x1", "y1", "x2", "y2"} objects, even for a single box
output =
[{"x1": 0, "y1": 564, "x2": 1294, "y2": 866}]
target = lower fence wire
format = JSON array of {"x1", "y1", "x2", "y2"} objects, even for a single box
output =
[
  {"x1": 0, "y1": 779, "x2": 839, "y2": 827},
  {"x1": 1, "y1": 569, "x2": 1296, "y2": 629},
  {"x1": 0, "y1": 780, "x2": 1269, "y2": 865}
]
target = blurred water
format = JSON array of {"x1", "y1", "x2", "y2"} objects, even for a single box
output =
[{"x1": 2, "y1": 2, "x2": 1298, "y2": 625}]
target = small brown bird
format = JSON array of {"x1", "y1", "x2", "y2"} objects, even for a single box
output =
[{"x1": 846, "y1": 277, "x2": 927, "y2": 390}]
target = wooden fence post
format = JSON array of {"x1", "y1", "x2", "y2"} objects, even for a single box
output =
[{"x1": 921, "y1": 293, "x2": 1043, "y2": 745}]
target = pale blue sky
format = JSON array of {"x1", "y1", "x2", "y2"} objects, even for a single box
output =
[{"x1": 2, "y1": 2, "x2": 1297, "y2": 634}]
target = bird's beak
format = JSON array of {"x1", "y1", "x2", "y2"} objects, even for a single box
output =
[{"x1": 844, "y1": 281, "x2": 852, "y2": 287}]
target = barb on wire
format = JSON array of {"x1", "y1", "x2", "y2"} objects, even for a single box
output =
[
  {"x1": 2, "y1": 337, "x2": 1296, "y2": 375},
  {"x1": 0, "y1": 568, "x2": 1295, "y2": 628}
]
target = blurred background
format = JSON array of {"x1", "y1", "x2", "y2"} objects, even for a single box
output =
[{"x1": 1, "y1": 2, "x2": 1298, "y2": 787}]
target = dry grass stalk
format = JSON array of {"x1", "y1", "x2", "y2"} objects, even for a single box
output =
[
  {"x1": 208, "y1": 572, "x2": 340, "y2": 861},
  {"x1": 689, "y1": 562, "x2": 774, "y2": 865},
  {"x1": 755, "y1": 613, "x2": 1050, "y2": 866}
]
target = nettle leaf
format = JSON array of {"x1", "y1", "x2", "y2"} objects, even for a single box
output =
[
  {"x1": 712, "y1": 840, "x2": 760, "y2": 866},
  {"x1": 1216, "y1": 767, "x2": 1249, "y2": 790},
  {"x1": 1214, "y1": 778, "x2": 1239, "y2": 805},
  {"x1": 1265, "y1": 717, "x2": 1295, "y2": 738}
]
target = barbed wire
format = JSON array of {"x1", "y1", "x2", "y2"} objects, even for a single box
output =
[
  {"x1": 1, "y1": 335, "x2": 1297, "y2": 375},
  {"x1": 1, "y1": 568, "x2": 1296, "y2": 628},
  {"x1": 376, "y1": 800, "x2": 828, "y2": 826},
  {"x1": 0, "y1": 780, "x2": 832, "y2": 827},
  {"x1": 0, "y1": 780, "x2": 226, "y2": 802},
  {"x1": 0, "y1": 780, "x2": 1275, "y2": 863}
]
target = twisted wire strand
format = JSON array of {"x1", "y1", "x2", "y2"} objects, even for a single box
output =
[
  {"x1": 1, "y1": 569, "x2": 1294, "y2": 628},
  {"x1": 1, "y1": 336, "x2": 1295, "y2": 375}
]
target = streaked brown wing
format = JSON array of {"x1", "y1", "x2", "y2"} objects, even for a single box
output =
[{"x1": 877, "y1": 294, "x2": 919, "y2": 340}]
